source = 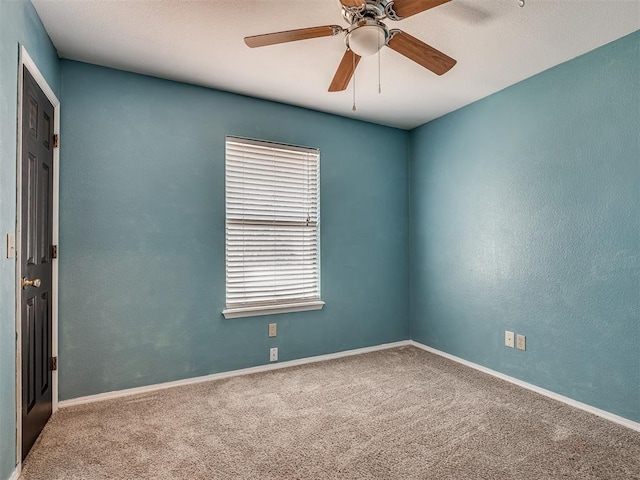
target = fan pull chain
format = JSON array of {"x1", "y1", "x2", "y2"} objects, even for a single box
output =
[
  {"x1": 352, "y1": 50, "x2": 357, "y2": 111},
  {"x1": 378, "y1": 29, "x2": 382, "y2": 94}
]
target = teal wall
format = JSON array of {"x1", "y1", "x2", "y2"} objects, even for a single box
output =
[
  {"x1": 0, "y1": 0, "x2": 59, "y2": 477},
  {"x1": 57, "y1": 60, "x2": 410, "y2": 400},
  {"x1": 409, "y1": 31, "x2": 640, "y2": 422},
  {"x1": 1, "y1": 6, "x2": 638, "y2": 478}
]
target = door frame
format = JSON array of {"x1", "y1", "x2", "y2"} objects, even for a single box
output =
[{"x1": 15, "y1": 45, "x2": 60, "y2": 467}]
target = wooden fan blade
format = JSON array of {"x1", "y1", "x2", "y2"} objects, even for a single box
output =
[
  {"x1": 245, "y1": 25, "x2": 341, "y2": 48},
  {"x1": 339, "y1": 0, "x2": 366, "y2": 7},
  {"x1": 387, "y1": 30, "x2": 456, "y2": 75},
  {"x1": 389, "y1": 0, "x2": 451, "y2": 19},
  {"x1": 328, "y1": 50, "x2": 361, "y2": 92}
]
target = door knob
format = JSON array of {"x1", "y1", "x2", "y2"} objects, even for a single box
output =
[{"x1": 22, "y1": 277, "x2": 41, "y2": 289}]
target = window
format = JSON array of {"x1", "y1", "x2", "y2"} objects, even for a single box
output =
[{"x1": 223, "y1": 136, "x2": 323, "y2": 319}]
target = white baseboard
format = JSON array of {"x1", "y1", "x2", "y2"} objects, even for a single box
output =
[
  {"x1": 409, "y1": 340, "x2": 640, "y2": 432},
  {"x1": 57, "y1": 338, "x2": 640, "y2": 432},
  {"x1": 8, "y1": 465, "x2": 20, "y2": 480},
  {"x1": 59, "y1": 340, "x2": 411, "y2": 408}
]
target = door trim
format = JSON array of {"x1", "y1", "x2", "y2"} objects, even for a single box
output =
[{"x1": 15, "y1": 45, "x2": 60, "y2": 466}]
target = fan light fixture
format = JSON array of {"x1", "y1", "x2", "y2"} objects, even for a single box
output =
[
  {"x1": 346, "y1": 20, "x2": 388, "y2": 57},
  {"x1": 244, "y1": 0, "x2": 458, "y2": 94}
]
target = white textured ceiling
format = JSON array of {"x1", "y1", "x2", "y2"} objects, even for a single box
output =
[{"x1": 32, "y1": 0, "x2": 639, "y2": 129}]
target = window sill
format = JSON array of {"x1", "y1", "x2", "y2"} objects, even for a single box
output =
[{"x1": 222, "y1": 301, "x2": 325, "y2": 319}]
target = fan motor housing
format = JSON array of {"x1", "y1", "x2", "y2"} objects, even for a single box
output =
[{"x1": 342, "y1": 0, "x2": 391, "y2": 24}]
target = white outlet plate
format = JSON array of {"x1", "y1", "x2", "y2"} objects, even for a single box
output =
[
  {"x1": 269, "y1": 347, "x2": 278, "y2": 362},
  {"x1": 6, "y1": 233, "x2": 15, "y2": 259},
  {"x1": 516, "y1": 334, "x2": 526, "y2": 351},
  {"x1": 268, "y1": 323, "x2": 277, "y2": 338},
  {"x1": 505, "y1": 331, "x2": 515, "y2": 348}
]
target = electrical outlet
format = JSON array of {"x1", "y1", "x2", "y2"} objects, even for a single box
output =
[
  {"x1": 268, "y1": 323, "x2": 277, "y2": 338},
  {"x1": 505, "y1": 331, "x2": 515, "y2": 348},
  {"x1": 516, "y1": 334, "x2": 526, "y2": 351},
  {"x1": 269, "y1": 347, "x2": 278, "y2": 362}
]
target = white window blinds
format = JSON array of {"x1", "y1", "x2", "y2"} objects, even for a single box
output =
[{"x1": 224, "y1": 136, "x2": 320, "y2": 314}]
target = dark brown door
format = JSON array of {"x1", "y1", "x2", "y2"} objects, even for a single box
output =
[{"x1": 21, "y1": 66, "x2": 54, "y2": 460}]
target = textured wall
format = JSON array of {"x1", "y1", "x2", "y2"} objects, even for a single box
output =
[
  {"x1": 409, "y1": 31, "x2": 640, "y2": 422},
  {"x1": 2, "y1": 15, "x2": 637, "y2": 480},
  {"x1": 0, "y1": 1, "x2": 59, "y2": 477},
  {"x1": 58, "y1": 60, "x2": 410, "y2": 400}
]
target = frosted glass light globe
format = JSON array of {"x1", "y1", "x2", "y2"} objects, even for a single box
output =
[{"x1": 347, "y1": 24, "x2": 385, "y2": 57}]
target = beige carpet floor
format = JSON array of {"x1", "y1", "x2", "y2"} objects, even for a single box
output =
[{"x1": 21, "y1": 346, "x2": 640, "y2": 479}]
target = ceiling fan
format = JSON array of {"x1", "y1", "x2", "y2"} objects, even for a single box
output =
[{"x1": 244, "y1": 0, "x2": 457, "y2": 93}]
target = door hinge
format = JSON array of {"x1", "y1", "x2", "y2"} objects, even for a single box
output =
[
  {"x1": 51, "y1": 245, "x2": 58, "y2": 259},
  {"x1": 53, "y1": 134, "x2": 59, "y2": 148},
  {"x1": 50, "y1": 356, "x2": 58, "y2": 371}
]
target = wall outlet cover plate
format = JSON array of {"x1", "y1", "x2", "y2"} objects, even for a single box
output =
[
  {"x1": 6, "y1": 233, "x2": 15, "y2": 259},
  {"x1": 505, "y1": 331, "x2": 515, "y2": 348}
]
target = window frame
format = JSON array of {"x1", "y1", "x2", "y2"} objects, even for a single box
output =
[{"x1": 222, "y1": 136, "x2": 324, "y2": 319}]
